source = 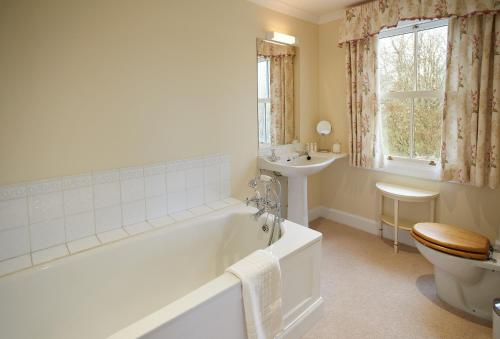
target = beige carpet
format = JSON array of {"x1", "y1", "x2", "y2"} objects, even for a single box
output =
[{"x1": 303, "y1": 218, "x2": 492, "y2": 339}]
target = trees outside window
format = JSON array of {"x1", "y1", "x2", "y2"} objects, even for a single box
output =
[{"x1": 378, "y1": 20, "x2": 448, "y2": 161}]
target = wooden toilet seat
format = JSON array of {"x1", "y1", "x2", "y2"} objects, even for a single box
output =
[{"x1": 411, "y1": 223, "x2": 490, "y2": 260}]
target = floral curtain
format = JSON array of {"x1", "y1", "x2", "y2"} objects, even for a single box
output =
[
  {"x1": 340, "y1": 0, "x2": 499, "y2": 182},
  {"x1": 339, "y1": 0, "x2": 499, "y2": 45},
  {"x1": 257, "y1": 39, "x2": 296, "y2": 145},
  {"x1": 441, "y1": 13, "x2": 499, "y2": 188},
  {"x1": 345, "y1": 36, "x2": 379, "y2": 168}
]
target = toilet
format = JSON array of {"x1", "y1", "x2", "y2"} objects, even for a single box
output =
[{"x1": 411, "y1": 223, "x2": 500, "y2": 320}]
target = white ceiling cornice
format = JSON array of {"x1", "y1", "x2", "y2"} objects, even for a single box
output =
[
  {"x1": 247, "y1": 0, "x2": 319, "y2": 24},
  {"x1": 318, "y1": 9, "x2": 344, "y2": 24},
  {"x1": 247, "y1": 0, "x2": 344, "y2": 25}
]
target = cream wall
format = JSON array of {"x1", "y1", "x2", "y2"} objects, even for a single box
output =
[
  {"x1": 318, "y1": 20, "x2": 500, "y2": 241},
  {"x1": 0, "y1": 0, "x2": 319, "y2": 203}
]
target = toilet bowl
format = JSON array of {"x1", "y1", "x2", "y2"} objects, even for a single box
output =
[{"x1": 412, "y1": 223, "x2": 500, "y2": 321}]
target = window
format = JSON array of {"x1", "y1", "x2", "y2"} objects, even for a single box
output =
[
  {"x1": 378, "y1": 19, "x2": 448, "y2": 163},
  {"x1": 258, "y1": 57, "x2": 271, "y2": 145}
]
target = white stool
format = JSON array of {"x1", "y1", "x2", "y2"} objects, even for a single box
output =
[{"x1": 376, "y1": 182, "x2": 439, "y2": 253}]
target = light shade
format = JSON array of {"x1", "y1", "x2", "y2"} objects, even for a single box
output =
[{"x1": 265, "y1": 31, "x2": 296, "y2": 45}]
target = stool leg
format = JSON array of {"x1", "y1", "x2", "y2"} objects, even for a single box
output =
[
  {"x1": 379, "y1": 195, "x2": 384, "y2": 238},
  {"x1": 394, "y1": 200, "x2": 399, "y2": 253}
]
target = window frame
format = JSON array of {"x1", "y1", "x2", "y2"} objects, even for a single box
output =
[
  {"x1": 257, "y1": 56, "x2": 272, "y2": 146},
  {"x1": 377, "y1": 19, "x2": 448, "y2": 178}
]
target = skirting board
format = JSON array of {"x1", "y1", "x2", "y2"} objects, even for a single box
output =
[{"x1": 309, "y1": 206, "x2": 416, "y2": 247}]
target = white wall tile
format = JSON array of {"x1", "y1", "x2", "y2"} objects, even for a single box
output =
[
  {"x1": 0, "y1": 198, "x2": 28, "y2": 231},
  {"x1": 204, "y1": 183, "x2": 220, "y2": 202},
  {"x1": 187, "y1": 187, "x2": 204, "y2": 208},
  {"x1": 0, "y1": 227, "x2": 30, "y2": 261},
  {"x1": 147, "y1": 215, "x2": 175, "y2": 228},
  {"x1": 189, "y1": 205, "x2": 212, "y2": 216},
  {"x1": 121, "y1": 178, "x2": 145, "y2": 202},
  {"x1": 28, "y1": 192, "x2": 63, "y2": 224},
  {"x1": 30, "y1": 218, "x2": 65, "y2": 251},
  {"x1": 221, "y1": 180, "x2": 231, "y2": 199},
  {"x1": 171, "y1": 210, "x2": 195, "y2": 222},
  {"x1": 63, "y1": 187, "x2": 93, "y2": 215},
  {"x1": 203, "y1": 155, "x2": 219, "y2": 166},
  {"x1": 67, "y1": 236, "x2": 99, "y2": 253},
  {"x1": 65, "y1": 211, "x2": 95, "y2": 241},
  {"x1": 146, "y1": 195, "x2": 167, "y2": 219},
  {"x1": 0, "y1": 184, "x2": 26, "y2": 201},
  {"x1": 184, "y1": 158, "x2": 204, "y2": 170},
  {"x1": 92, "y1": 170, "x2": 119, "y2": 185},
  {"x1": 120, "y1": 166, "x2": 143, "y2": 180},
  {"x1": 97, "y1": 228, "x2": 127, "y2": 244},
  {"x1": 95, "y1": 205, "x2": 122, "y2": 233},
  {"x1": 93, "y1": 182, "x2": 120, "y2": 208},
  {"x1": 204, "y1": 164, "x2": 220, "y2": 184},
  {"x1": 145, "y1": 174, "x2": 166, "y2": 198},
  {"x1": 32, "y1": 244, "x2": 68, "y2": 265},
  {"x1": 122, "y1": 200, "x2": 145, "y2": 225},
  {"x1": 166, "y1": 160, "x2": 188, "y2": 172},
  {"x1": 207, "y1": 200, "x2": 229, "y2": 210},
  {"x1": 143, "y1": 163, "x2": 165, "y2": 176},
  {"x1": 62, "y1": 174, "x2": 91, "y2": 190},
  {"x1": 221, "y1": 163, "x2": 231, "y2": 182},
  {"x1": 0, "y1": 153, "x2": 231, "y2": 260},
  {"x1": 166, "y1": 171, "x2": 186, "y2": 192},
  {"x1": 167, "y1": 191, "x2": 186, "y2": 213},
  {"x1": 186, "y1": 167, "x2": 203, "y2": 188},
  {"x1": 124, "y1": 222, "x2": 152, "y2": 235},
  {"x1": 27, "y1": 179, "x2": 61, "y2": 195}
]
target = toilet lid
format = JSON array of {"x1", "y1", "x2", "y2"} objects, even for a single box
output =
[{"x1": 412, "y1": 223, "x2": 490, "y2": 260}]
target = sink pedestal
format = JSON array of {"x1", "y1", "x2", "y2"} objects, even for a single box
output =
[
  {"x1": 287, "y1": 176, "x2": 309, "y2": 227},
  {"x1": 258, "y1": 152, "x2": 346, "y2": 228}
]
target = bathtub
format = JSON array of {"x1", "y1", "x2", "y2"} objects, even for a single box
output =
[{"x1": 0, "y1": 203, "x2": 323, "y2": 339}]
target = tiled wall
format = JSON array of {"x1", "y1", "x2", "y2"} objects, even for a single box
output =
[{"x1": 0, "y1": 154, "x2": 231, "y2": 268}]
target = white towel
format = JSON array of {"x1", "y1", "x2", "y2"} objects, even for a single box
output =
[{"x1": 226, "y1": 249, "x2": 284, "y2": 339}]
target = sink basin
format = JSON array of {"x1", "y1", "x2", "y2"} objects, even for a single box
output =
[
  {"x1": 258, "y1": 152, "x2": 346, "y2": 227},
  {"x1": 258, "y1": 152, "x2": 346, "y2": 177}
]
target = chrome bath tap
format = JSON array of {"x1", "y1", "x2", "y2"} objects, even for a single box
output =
[{"x1": 246, "y1": 174, "x2": 283, "y2": 245}]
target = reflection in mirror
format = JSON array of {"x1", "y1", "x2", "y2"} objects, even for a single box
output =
[
  {"x1": 258, "y1": 57, "x2": 271, "y2": 145},
  {"x1": 257, "y1": 39, "x2": 296, "y2": 147}
]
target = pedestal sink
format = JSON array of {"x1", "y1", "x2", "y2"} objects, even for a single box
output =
[{"x1": 258, "y1": 152, "x2": 346, "y2": 226}]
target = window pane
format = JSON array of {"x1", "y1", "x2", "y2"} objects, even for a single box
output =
[
  {"x1": 417, "y1": 26, "x2": 447, "y2": 91},
  {"x1": 381, "y1": 98, "x2": 411, "y2": 157},
  {"x1": 258, "y1": 102, "x2": 266, "y2": 144},
  {"x1": 257, "y1": 58, "x2": 269, "y2": 99},
  {"x1": 258, "y1": 101, "x2": 271, "y2": 144},
  {"x1": 378, "y1": 33, "x2": 415, "y2": 93},
  {"x1": 413, "y1": 98, "x2": 442, "y2": 160}
]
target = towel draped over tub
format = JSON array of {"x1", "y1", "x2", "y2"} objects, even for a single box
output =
[{"x1": 226, "y1": 249, "x2": 284, "y2": 339}]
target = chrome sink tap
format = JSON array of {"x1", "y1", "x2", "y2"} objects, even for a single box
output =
[
  {"x1": 269, "y1": 149, "x2": 280, "y2": 162},
  {"x1": 246, "y1": 174, "x2": 283, "y2": 245}
]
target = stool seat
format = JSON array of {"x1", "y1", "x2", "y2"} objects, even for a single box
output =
[
  {"x1": 412, "y1": 223, "x2": 490, "y2": 260},
  {"x1": 376, "y1": 182, "x2": 439, "y2": 253}
]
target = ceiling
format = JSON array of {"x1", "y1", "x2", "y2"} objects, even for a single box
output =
[{"x1": 248, "y1": 0, "x2": 363, "y2": 24}]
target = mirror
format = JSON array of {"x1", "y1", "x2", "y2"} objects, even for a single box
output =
[
  {"x1": 316, "y1": 120, "x2": 332, "y2": 136},
  {"x1": 257, "y1": 39, "x2": 297, "y2": 147}
]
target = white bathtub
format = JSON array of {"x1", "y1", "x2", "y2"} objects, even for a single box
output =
[{"x1": 0, "y1": 203, "x2": 323, "y2": 339}]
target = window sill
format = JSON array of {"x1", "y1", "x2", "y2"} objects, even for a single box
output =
[{"x1": 375, "y1": 158, "x2": 441, "y2": 181}]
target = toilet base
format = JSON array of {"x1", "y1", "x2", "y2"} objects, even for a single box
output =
[
  {"x1": 434, "y1": 266, "x2": 499, "y2": 321},
  {"x1": 415, "y1": 241, "x2": 500, "y2": 321}
]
